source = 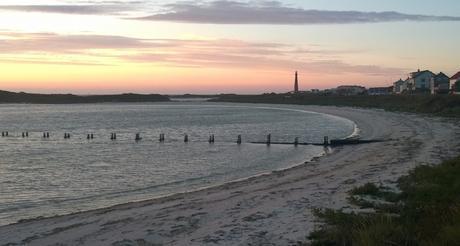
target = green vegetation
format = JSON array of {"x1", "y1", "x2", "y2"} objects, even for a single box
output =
[
  {"x1": 308, "y1": 156, "x2": 460, "y2": 246},
  {"x1": 0, "y1": 90, "x2": 170, "y2": 104},
  {"x1": 212, "y1": 94, "x2": 460, "y2": 117}
]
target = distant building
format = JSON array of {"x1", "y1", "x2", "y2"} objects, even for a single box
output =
[
  {"x1": 294, "y1": 71, "x2": 299, "y2": 93},
  {"x1": 393, "y1": 79, "x2": 406, "y2": 94},
  {"x1": 407, "y1": 69, "x2": 435, "y2": 93},
  {"x1": 451, "y1": 71, "x2": 460, "y2": 94},
  {"x1": 368, "y1": 87, "x2": 393, "y2": 95},
  {"x1": 335, "y1": 85, "x2": 366, "y2": 96},
  {"x1": 431, "y1": 72, "x2": 450, "y2": 94}
]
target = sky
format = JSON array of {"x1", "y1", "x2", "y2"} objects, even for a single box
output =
[{"x1": 0, "y1": 0, "x2": 459, "y2": 94}]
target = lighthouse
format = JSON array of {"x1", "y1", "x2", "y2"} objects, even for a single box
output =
[{"x1": 294, "y1": 71, "x2": 299, "y2": 93}]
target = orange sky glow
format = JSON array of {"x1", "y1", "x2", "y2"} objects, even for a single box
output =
[{"x1": 0, "y1": 1, "x2": 459, "y2": 94}]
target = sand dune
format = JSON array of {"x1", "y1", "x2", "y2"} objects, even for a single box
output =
[{"x1": 1, "y1": 106, "x2": 459, "y2": 245}]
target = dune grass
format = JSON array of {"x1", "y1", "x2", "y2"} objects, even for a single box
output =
[
  {"x1": 308, "y1": 156, "x2": 460, "y2": 246},
  {"x1": 212, "y1": 94, "x2": 460, "y2": 118}
]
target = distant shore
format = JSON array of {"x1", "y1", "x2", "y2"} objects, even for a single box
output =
[
  {"x1": 0, "y1": 90, "x2": 170, "y2": 104},
  {"x1": 211, "y1": 93, "x2": 460, "y2": 118},
  {"x1": 0, "y1": 105, "x2": 459, "y2": 245}
]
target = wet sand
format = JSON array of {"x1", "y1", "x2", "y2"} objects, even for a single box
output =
[{"x1": 1, "y1": 106, "x2": 459, "y2": 245}]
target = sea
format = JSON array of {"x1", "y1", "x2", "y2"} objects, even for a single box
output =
[{"x1": 0, "y1": 102, "x2": 356, "y2": 225}]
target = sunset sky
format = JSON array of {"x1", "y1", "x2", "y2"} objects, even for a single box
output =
[{"x1": 0, "y1": 0, "x2": 459, "y2": 94}]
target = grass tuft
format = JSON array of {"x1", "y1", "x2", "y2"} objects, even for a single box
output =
[{"x1": 309, "y1": 156, "x2": 460, "y2": 245}]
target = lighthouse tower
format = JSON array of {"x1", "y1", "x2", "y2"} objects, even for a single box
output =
[{"x1": 294, "y1": 71, "x2": 299, "y2": 93}]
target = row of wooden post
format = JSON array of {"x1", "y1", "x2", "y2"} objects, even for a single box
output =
[
  {"x1": 1, "y1": 131, "x2": 244, "y2": 144},
  {"x1": 1, "y1": 131, "x2": 331, "y2": 146}
]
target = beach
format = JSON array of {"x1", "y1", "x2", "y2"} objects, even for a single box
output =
[{"x1": 1, "y1": 106, "x2": 459, "y2": 246}]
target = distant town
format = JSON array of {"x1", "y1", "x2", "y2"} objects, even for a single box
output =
[{"x1": 294, "y1": 69, "x2": 460, "y2": 96}]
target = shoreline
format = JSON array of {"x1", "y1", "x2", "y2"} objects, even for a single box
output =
[
  {"x1": 4, "y1": 143, "x2": 335, "y2": 227},
  {"x1": 1, "y1": 106, "x2": 459, "y2": 245}
]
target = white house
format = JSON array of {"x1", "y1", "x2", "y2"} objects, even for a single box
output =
[
  {"x1": 408, "y1": 69, "x2": 435, "y2": 92},
  {"x1": 335, "y1": 85, "x2": 366, "y2": 96},
  {"x1": 431, "y1": 72, "x2": 450, "y2": 94},
  {"x1": 393, "y1": 78, "x2": 406, "y2": 94}
]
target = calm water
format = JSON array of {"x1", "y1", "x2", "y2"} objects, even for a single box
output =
[{"x1": 0, "y1": 103, "x2": 355, "y2": 225}]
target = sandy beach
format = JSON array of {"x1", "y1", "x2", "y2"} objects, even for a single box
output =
[{"x1": 1, "y1": 106, "x2": 459, "y2": 246}]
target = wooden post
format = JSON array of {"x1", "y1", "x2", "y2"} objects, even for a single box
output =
[
  {"x1": 26, "y1": 132, "x2": 28, "y2": 137},
  {"x1": 46, "y1": 132, "x2": 50, "y2": 138},
  {"x1": 22, "y1": 132, "x2": 25, "y2": 138},
  {"x1": 237, "y1": 135, "x2": 242, "y2": 144},
  {"x1": 184, "y1": 134, "x2": 189, "y2": 143},
  {"x1": 324, "y1": 136, "x2": 329, "y2": 146},
  {"x1": 135, "y1": 133, "x2": 141, "y2": 141},
  {"x1": 267, "y1": 134, "x2": 271, "y2": 146},
  {"x1": 294, "y1": 137, "x2": 299, "y2": 146}
]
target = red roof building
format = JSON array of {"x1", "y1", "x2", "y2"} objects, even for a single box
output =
[
  {"x1": 451, "y1": 71, "x2": 460, "y2": 81},
  {"x1": 451, "y1": 71, "x2": 460, "y2": 94}
]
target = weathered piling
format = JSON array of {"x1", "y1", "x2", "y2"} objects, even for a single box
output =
[
  {"x1": 1, "y1": 132, "x2": 4, "y2": 137},
  {"x1": 46, "y1": 132, "x2": 50, "y2": 138},
  {"x1": 209, "y1": 134, "x2": 215, "y2": 143},
  {"x1": 135, "y1": 133, "x2": 142, "y2": 141},
  {"x1": 323, "y1": 136, "x2": 329, "y2": 146},
  {"x1": 111, "y1": 133, "x2": 117, "y2": 140},
  {"x1": 22, "y1": 132, "x2": 25, "y2": 138},
  {"x1": 184, "y1": 134, "x2": 189, "y2": 143},
  {"x1": 159, "y1": 133, "x2": 165, "y2": 142},
  {"x1": 237, "y1": 135, "x2": 242, "y2": 144},
  {"x1": 267, "y1": 134, "x2": 271, "y2": 146},
  {"x1": 294, "y1": 137, "x2": 299, "y2": 146},
  {"x1": 26, "y1": 132, "x2": 29, "y2": 137}
]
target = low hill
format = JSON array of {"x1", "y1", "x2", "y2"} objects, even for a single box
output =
[{"x1": 0, "y1": 90, "x2": 170, "y2": 104}]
